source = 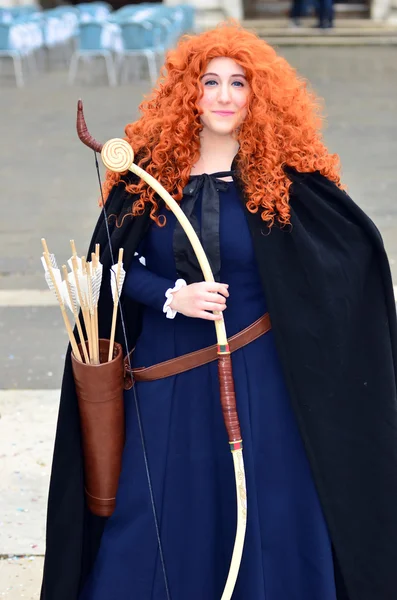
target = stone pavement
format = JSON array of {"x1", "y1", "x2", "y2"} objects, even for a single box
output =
[
  {"x1": 0, "y1": 391, "x2": 55, "y2": 599},
  {"x1": 0, "y1": 557, "x2": 44, "y2": 600},
  {"x1": 0, "y1": 46, "x2": 396, "y2": 598}
]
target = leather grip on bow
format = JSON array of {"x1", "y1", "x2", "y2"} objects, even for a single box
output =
[{"x1": 218, "y1": 353, "x2": 242, "y2": 443}]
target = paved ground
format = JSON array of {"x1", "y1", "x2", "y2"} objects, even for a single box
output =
[
  {"x1": 0, "y1": 45, "x2": 396, "y2": 598},
  {"x1": 0, "y1": 556, "x2": 44, "y2": 600}
]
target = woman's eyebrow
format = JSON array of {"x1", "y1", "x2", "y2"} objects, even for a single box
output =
[{"x1": 201, "y1": 72, "x2": 247, "y2": 79}]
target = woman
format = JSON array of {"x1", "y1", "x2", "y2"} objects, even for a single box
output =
[{"x1": 41, "y1": 23, "x2": 397, "y2": 600}]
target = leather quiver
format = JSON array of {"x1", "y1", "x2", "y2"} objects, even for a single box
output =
[{"x1": 71, "y1": 339, "x2": 125, "y2": 517}]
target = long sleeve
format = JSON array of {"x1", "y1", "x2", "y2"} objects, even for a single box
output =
[{"x1": 123, "y1": 254, "x2": 176, "y2": 312}]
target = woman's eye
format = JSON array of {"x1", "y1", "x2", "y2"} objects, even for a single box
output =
[{"x1": 203, "y1": 79, "x2": 245, "y2": 87}]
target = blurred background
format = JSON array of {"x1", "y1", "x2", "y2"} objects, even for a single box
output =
[{"x1": 0, "y1": 1, "x2": 396, "y2": 598}]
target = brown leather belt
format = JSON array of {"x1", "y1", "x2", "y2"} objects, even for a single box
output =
[{"x1": 125, "y1": 313, "x2": 271, "y2": 385}]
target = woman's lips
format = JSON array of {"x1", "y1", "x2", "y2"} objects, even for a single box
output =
[{"x1": 213, "y1": 111, "x2": 235, "y2": 116}]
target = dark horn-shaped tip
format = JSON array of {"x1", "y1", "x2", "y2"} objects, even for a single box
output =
[{"x1": 76, "y1": 99, "x2": 104, "y2": 154}]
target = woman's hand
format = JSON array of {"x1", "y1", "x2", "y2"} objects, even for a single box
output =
[{"x1": 170, "y1": 282, "x2": 229, "y2": 321}]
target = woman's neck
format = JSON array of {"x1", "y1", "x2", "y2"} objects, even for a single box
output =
[{"x1": 191, "y1": 131, "x2": 239, "y2": 175}]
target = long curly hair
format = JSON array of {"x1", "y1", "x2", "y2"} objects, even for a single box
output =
[{"x1": 103, "y1": 21, "x2": 341, "y2": 227}]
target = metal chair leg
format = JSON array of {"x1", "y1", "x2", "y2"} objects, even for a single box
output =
[
  {"x1": 13, "y1": 54, "x2": 24, "y2": 87},
  {"x1": 114, "y1": 50, "x2": 123, "y2": 78},
  {"x1": 145, "y1": 51, "x2": 157, "y2": 85},
  {"x1": 155, "y1": 49, "x2": 165, "y2": 71},
  {"x1": 27, "y1": 50, "x2": 37, "y2": 77},
  {"x1": 68, "y1": 52, "x2": 80, "y2": 84},
  {"x1": 120, "y1": 56, "x2": 129, "y2": 85},
  {"x1": 104, "y1": 53, "x2": 117, "y2": 87},
  {"x1": 37, "y1": 47, "x2": 46, "y2": 72}
]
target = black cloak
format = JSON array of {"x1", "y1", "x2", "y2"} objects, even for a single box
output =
[{"x1": 40, "y1": 168, "x2": 397, "y2": 600}]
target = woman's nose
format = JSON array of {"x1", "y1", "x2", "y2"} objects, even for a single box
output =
[{"x1": 218, "y1": 83, "x2": 232, "y2": 103}]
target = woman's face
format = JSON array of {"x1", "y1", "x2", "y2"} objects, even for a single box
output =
[{"x1": 198, "y1": 57, "x2": 250, "y2": 137}]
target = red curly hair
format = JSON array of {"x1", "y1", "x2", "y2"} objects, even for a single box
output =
[{"x1": 103, "y1": 21, "x2": 341, "y2": 227}]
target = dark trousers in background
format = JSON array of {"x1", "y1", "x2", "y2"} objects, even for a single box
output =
[
  {"x1": 290, "y1": 0, "x2": 305, "y2": 20},
  {"x1": 317, "y1": 0, "x2": 334, "y2": 26},
  {"x1": 290, "y1": 0, "x2": 334, "y2": 26}
]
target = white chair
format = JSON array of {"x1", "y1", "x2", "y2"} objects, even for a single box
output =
[
  {"x1": 0, "y1": 21, "x2": 37, "y2": 87},
  {"x1": 68, "y1": 21, "x2": 117, "y2": 86},
  {"x1": 116, "y1": 20, "x2": 159, "y2": 85}
]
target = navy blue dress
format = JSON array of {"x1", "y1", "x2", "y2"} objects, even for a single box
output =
[{"x1": 80, "y1": 178, "x2": 337, "y2": 600}]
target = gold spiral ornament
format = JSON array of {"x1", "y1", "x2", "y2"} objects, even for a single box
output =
[{"x1": 101, "y1": 139, "x2": 135, "y2": 173}]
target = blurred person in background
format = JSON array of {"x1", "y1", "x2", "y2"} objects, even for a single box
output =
[
  {"x1": 290, "y1": 0, "x2": 334, "y2": 28},
  {"x1": 289, "y1": 0, "x2": 307, "y2": 27},
  {"x1": 41, "y1": 21, "x2": 397, "y2": 600},
  {"x1": 316, "y1": 0, "x2": 334, "y2": 28}
]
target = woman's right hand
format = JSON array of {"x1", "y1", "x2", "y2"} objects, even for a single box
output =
[{"x1": 170, "y1": 281, "x2": 229, "y2": 321}]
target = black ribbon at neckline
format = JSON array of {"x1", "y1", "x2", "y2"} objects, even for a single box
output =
[{"x1": 173, "y1": 171, "x2": 236, "y2": 284}]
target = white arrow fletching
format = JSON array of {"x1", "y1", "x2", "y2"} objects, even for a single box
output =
[
  {"x1": 67, "y1": 256, "x2": 82, "y2": 272},
  {"x1": 61, "y1": 280, "x2": 72, "y2": 312},
  {"x1": 43, "y1": 268, "x2": 63, "y2": 304},
  {"x1": 86, "y1": 265, "x2": 95, "y2": 316},
  {"x1": 47, "y1": 253, "x2": 58, "y2": 269},
  {"x1": 76, "y1": 269, "x2": 89, "y2": 305},
  {"x1": 67, "y1": 271, "x2": 84, "y2": 307},
  {"x1": 41, "y1": 257, "x2": 63, "y2": 297},
  {"x1": 67, "y1": 271, "x2": 78, "y2": 298},
  {"x1": 110, "y1": 263, "x2": 126, "y2": 301},
  {"x1": 41, "y1": 255, "x2": 58, "y2": 275},
  {"x1": 44, "y1": 270, "x2": 55, "y2": 293},
  {"x1": 91, "y1": 262, "x2": 103, "y2": 307},
  {"x1": 62, "y1": 278, "x2": 79, "y2": 313}
]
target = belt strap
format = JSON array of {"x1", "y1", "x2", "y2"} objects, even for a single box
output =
[{"x1": 126, "y1": 312, "x2": 271, "y2": 384}]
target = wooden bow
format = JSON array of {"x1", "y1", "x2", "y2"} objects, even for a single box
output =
[{"x1": 76, "y1": 99, "x2": 247, "y2": 599}]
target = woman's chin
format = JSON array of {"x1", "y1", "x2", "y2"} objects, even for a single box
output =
[{"x1": 205, "y1": 123, "x2": 237, "y2": 137}]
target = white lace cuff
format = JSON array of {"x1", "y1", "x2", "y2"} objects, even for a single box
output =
[{"x1": 163, "y1": 279, "x2": 187, "y2": 319}]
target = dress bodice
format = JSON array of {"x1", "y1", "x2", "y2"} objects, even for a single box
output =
[
  {"x1": 142, "y1": 181, "x2": 266, "y2": 322},
  {"x1": 130, "y1": 180, "x2": 267, "y2": 366}
]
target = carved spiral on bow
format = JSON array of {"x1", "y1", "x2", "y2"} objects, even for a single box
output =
[{"x1": 101, "y1": 139, "x2": 135, "y2": 173}]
